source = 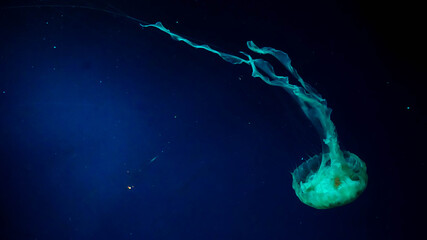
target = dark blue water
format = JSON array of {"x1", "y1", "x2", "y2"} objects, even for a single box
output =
[{"x1": 0, "y1": 1, "x2": 423, "y2": 239}]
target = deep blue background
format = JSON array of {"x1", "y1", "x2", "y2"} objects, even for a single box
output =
[{"x1": 0, "y1": 1, "x2": 424, "y2": 239}]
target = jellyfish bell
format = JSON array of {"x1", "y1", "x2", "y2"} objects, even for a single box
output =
[{"x1": 292, "y1": 150, "x2": 368, "y2": 209}]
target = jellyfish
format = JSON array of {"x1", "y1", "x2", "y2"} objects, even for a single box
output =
[{"x1": 139, "y1": 22, "x2": 368, "y2": 209}]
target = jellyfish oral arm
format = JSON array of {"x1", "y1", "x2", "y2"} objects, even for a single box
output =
[{"x1": 140, "y1": 22, "x2": 368, "y2": 209}]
